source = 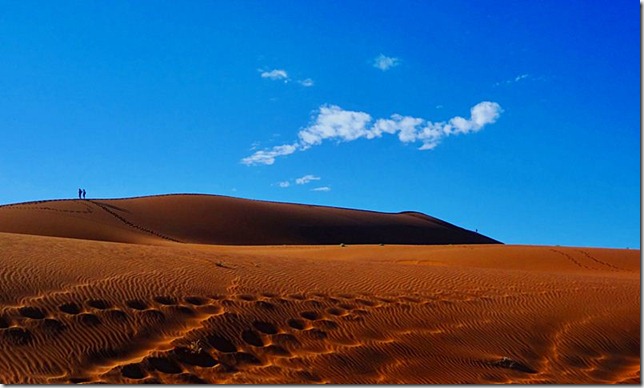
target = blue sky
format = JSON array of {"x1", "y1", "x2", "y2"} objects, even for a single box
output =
[{"x1": 0, "y1": 1, "x2": 639, "y2": 248}]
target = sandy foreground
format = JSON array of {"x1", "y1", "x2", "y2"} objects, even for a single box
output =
[{"x1": 0, "y1": 196, "x2": 639, "y2": 384}]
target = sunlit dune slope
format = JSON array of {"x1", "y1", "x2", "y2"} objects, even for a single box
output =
[
  {"x1": 0, "y1": 233, "x2": 638, "y2": 384},
  {"x1": 0, "y1": 194, "x2": 498, "y2": 245}
]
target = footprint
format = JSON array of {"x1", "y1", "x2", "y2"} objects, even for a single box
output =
[
  {"x1": 287, "y1": 318, "x2": 308, "y2": 330},
  {"x1": 241, "y1": 329, "x2": 264, "y2": 347},
  {"x1": 252, "y1": 321, "x2": 278, "y2": 335},
  {"x1": 77, "y1": 313, "x2": 101, "y2": 326},
  {"x1": 125, "y1": 299, "x2": 148, "y2": 311},
  {"x1": 264, "y1": 344, "x2": 291, "y2": 357},
  {"x1": 289, "y1": 293, "x2": 306, "y2": 301},
  {"x1": 198, "y1": 304, "x2": 223, "y2": 315},
  {"x1": 87, "y1": 299, "x2": 112, "y2": 310},
  {"x1": 173, "y1": 347, "x2": 218, "y2": 368},
  {"x1": 184, "y1": 296, "x2": 208, "y2": 306},
  {"x1": 59, "y1": 303, "x2": 82, "y2": 315},
  {"x1": 3, "y1": 327, "x2": 32, "y2": 345},
  {"x1": 305, "y1": 328, "x2": 328, "y2": 340},
  {"x1": 178, "y1": 373, "x2": 208, "y2": 384},
  {"x1": 261, "y1": 292, "x2": 278, "y2": 298},
  {"x1": 153, "y1": 296, "x2": 176, "y2": 305},
  {"x1": 326, "y1": 307, "x2": 347, "y2": 317},
  {"x1": 68, "y1": 377, "x2": 90, "y2": 384},
  {"x1": 205, "y1": 334, "x2": 237, "y2": 353},
  {"x1": 146, "y1": 356, "x2": 183, "y2": 374},
  {"x1": 121, "y1": 363, "x2": 147, "y2": 380},
  {"x1": 18, "y1": 306, "x2": 46, "y2": 320},
  {"x1": 300, "y1": 311, "x2": 321, "y2": 321},
  {"x1": 0, "y1": 315, "x2": 10, "y2": 328},
  {"x1": 233, "y1": 352, "x2": 262, "y2": 366},
  {"x1": 238, "y1": 294, "x2": 257, "y2": 302}
]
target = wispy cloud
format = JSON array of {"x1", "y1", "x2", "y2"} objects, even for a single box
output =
[
  {"x1": 242, "y1": 101, "x2": 503, "y2": 166},
  {"x1": 277, "y1": 181, "x2": 290, "y2": 188},
  {"x1": 260, "y1": 69, "x2": 289, "y2": 81},
  {"x1": 295, "y1": 175, "x2": 320, "y2": 185},
  {"x1": 259, "y1": 69, "x2": 314, "y2": 87},
  {"x1": 312, "y1": 186, "x2": 331, "y2": 192},
  {"x1": 373, "y1": 54, "x2": 400, "y2": 71},
  {"x1": 299, "y1": 78, "x2": 314, "y2": 87},
  {"x1": 514, "y1": 74, "x2": 529, "y2": 82},
  {"x1": 495, "y1": 73, "x2": 530, "y2": 86},
  {"x1": 241, "y1": 143, "x2": 298, "y2": 166}
]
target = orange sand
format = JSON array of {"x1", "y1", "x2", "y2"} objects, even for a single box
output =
[{"x1": 0, "y1": 195, "x2": 639, "y2": 384}]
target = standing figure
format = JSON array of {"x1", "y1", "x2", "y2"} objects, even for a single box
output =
[
  {"x1": 82, "y1": 189, "x2": 86, "y2": 199},
  {"x1": 78, "y1": 188, "x2": 82, "y2": 199}
]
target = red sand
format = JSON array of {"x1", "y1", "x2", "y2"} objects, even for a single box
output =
[{"x1": 0, "y1": 195, "x2": 638, "y2": 384}]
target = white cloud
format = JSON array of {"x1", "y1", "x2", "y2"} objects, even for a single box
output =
[
  {"x1": 295, "y1": 175, "x2": 321, "y2": 185},
  {"x1": 373, "y1": 54, "x2": 400, "y2": 71},
  {"x1": 242, "y1": 101, "x2": 503, "y2": 165},
  {"x1": 260, "y1": 69, "x2": 289, "y2": 81},
  {"x1": 277, "y1": 181, "x2": 290, "y2": 188},
  {"x1": 241, "y1": 143, "x2": 298, "y2": 166},
  {"x1": 298, "y1": 105, "x2": 372, "y2": 147},
  {"x1": 514, "y1": 74, "x2": 529, "y2": 82},
  {"x1": 312, "y1": 186, "x2": 331, "y2": 192},
  {"x1": 299, "y1": 78, "x2": 314, "y2": 87},
  {"x1": 259, "y1": 69, "x2": 315, "y2": 88}
]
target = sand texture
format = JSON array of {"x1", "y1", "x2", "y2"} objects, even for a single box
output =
[{"x1": 0, "y1": 195, "x2": 639, "y2": 384}]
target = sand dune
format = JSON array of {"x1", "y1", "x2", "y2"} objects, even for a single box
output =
[
  {"x1": 0, "y1": 194, "x2": 498, "y2": 245},
  {"x1": 0, "y1": 230, "x2": 639, "y2": 384},
  {"x1": 0, "y1": 195, "x2": 638, "y2": 383}
]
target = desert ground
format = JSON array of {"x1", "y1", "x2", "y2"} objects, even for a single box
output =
[{"x1": 0, "y1": 195, "x2": 639, "y2": 384}]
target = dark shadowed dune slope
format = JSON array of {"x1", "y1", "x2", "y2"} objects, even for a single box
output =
[{"x1": 0, "y1": 194, "x2": 499, "y2": 245}]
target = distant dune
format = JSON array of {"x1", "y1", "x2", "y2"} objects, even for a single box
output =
[
  {"x1": 0, "y1": 194, "x2": 638, "y2": 384},
  {"x1": 0, "y1": 194, "x2": 499, "y2": 245}
]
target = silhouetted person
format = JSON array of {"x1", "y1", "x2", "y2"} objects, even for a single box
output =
[
  {"x1": 82, "y1": 189, "x2": 86, "y2": 199},
  {"x1": 78, "y1": 188, "x2": 82, "y2": 199}
]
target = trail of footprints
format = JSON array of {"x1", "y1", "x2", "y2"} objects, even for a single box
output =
[
  {"x1": 0, "y1": 290, "x2": 438, "y2": 383},
  {"x1": 549, "y1": 248, "x2": 626, "y2": 272},
  {"x1": 106, "y1": 291, "x2": 416, "y2": 384},
  {"x1": 1, "y1": 289, "x2": 544, "y2": 383}
]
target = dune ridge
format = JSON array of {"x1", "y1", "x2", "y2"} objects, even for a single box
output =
[{"x1": 0, "y1": 194, "x2": 499, "y2": 245}]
